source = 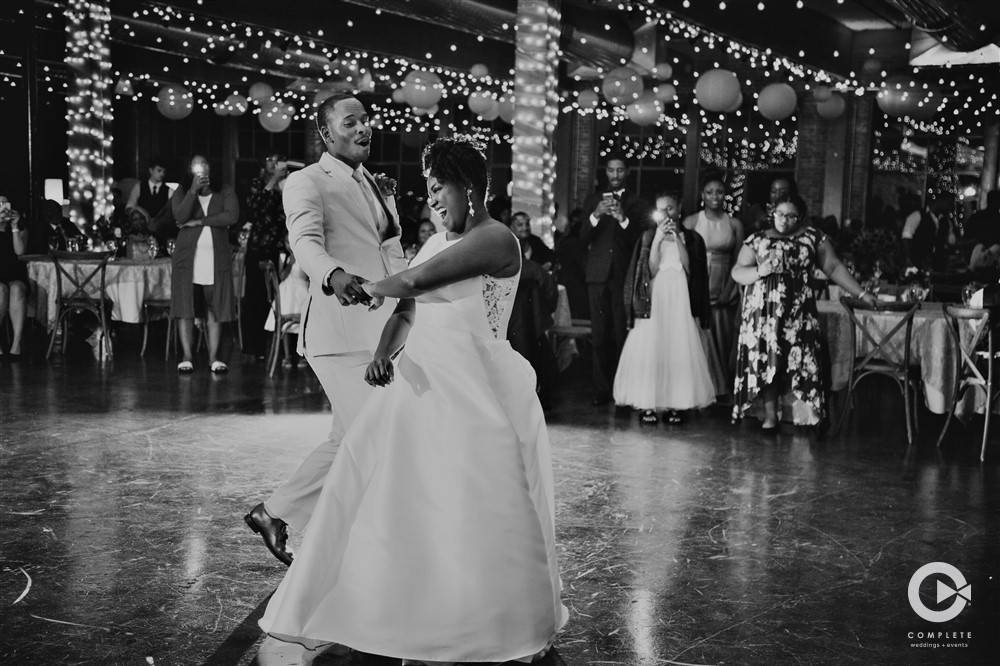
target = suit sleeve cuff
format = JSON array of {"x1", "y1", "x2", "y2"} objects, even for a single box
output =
[
  {"x1": 589, "y1": 214, "x2": 600, "y2": 226},
  {"x1": 321, "y1": 266, "x2": 341, "y2": 295}
]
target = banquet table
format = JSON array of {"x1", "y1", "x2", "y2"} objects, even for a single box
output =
[
  {"x1": 23, "y1": 254, "x2": 173, "y2": 329},
  {"x1": 817, "y1": 299, "x2": 995, "y2": 417}
]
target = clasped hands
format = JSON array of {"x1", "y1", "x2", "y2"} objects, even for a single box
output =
[
  {"x1": 328, "y1": 269, "x2": 384, "y2": 311},
  {"x1": 594, "y1": 197, "x2": 623, "y2": 222}
]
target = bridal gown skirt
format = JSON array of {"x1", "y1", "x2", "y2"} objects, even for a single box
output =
[
  {"x1": 259, "y1": 310, "x2": 568, "y2": 662},
  {"x1": 613, "y1": 264, "x2": 716, "y2": 412}
]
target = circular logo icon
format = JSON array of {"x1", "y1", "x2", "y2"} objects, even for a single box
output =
[{"x1": 908, "y1": 562, "x2": 971, "y2": 623}]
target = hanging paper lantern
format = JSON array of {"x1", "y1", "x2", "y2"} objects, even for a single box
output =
[
  {"x1": 577, "y1": 89, "x2": 600, "y2": 109},
  {"x1": 876, "y1": 76, "x2": 920, "y2": 118},
  {"x1": 497, "y1": 96, "x2": 515, "y2": 124},
  {"x1": 115, "y1": 78, "x2": 134, "y2": 96},
  {"x1": 652, "y1": 63, "x2": 673, "y2": 80},
  {"x1": 248, "y1": 81, "x2": 274, "y2": 103},
  {"x1": 480, "y1": 101, "x2": 501, "y2": 121},
  {"x1": 213, "y1": 102, "x2": 228, "y2": 116},
  {"x1": 403, "y1": 70, "x2": 442, "y2": 109},
  {"x1": 816, "y1": 94, "x2": 846, "y2": 119},
  {"x1": 358, "y1": 71, "x2": 374, "y2": 92},
  {"x1": 653, "y1": 83, "x2": 677, "y2": 104},
  {"x1": 259, "y1": 99, "x2": 295, "y2": 132},
  {"x1": 723, "y1": 92, "x2": 744, "y2": 113},
  {"x1": 626, "y1": 92, "x2": 663, "y2": 127},
  {"x1": 863, "y1": 58, "x2": 882, "y2": 75},
  {"x1": 314, "y1": 84, "x2": 341, "y2": 108},
  {"x1": 156, "y1": 85, "x2": 193, "y2": 120},
  {"x1": 602, "y1": 67, "x2": 643, "y2": 106},
  {"x1": 391, "y1": 88, "x2": 407, "y2": 104},
  {"x1": 694, "y1": 68, "x2": 740, "y2": 113},
  {"x1": 224, "y1": 93, "x2": 248, "y2": 116},
  {"x1": 468, "y1": 91, "x2": 496, "y2": 116},
  {"x1": 758, "y1": 83, "x2": 797, "y2": 120},
  {"x1": 469, "y1": 63, "x2": 490, "y2": 78},
  {"x1": 812, "y1": 85, "x2": 833, "y2": 102}
]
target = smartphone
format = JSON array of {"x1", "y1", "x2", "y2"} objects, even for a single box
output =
[
  {"x1": 602, "y1": 192, "x2": 616, "y2": 203},
  {"x1": 192, "y1": 164, "x2": 207, "y2": 177}
]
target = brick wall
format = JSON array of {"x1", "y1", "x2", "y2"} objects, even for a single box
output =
[
  {"x1": 845, "y1": 95, "x2": 875, "y2": 223},
  {"x1": 565, "y1": 111, "x2": 598, "y2": 209},
  {"x1": 794, "y1": 98, "x2": 827, "y2": 220}
]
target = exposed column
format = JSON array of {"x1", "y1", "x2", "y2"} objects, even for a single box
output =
[
  {"x1": 844, "y1": 94, "x2": 875, "y2": 223},
  {"x1": 65, "y1": 0, "x2": 114, "y2": 229},
  {"x1": 510, "y1": 0, "x2": 561, "y2": 222},
  {"x1": 981, "y1": 121, "x2": 999, "y2": 205}
]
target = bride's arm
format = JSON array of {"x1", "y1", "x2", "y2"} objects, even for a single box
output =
[
  {"x1": 365, "y1": 298, "x2": 416, "y2": 387},
  {"x1": 365, "y1": 225, "x2": 520, "y2": 299}
]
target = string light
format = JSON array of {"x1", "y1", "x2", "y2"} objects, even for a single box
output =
[{"x1": 65, "y1": 0, "x2": 114, "y2": 230}]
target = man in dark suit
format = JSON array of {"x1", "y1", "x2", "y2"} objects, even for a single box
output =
[
  {"x1": 902, "y1": 193, "x2": 956, "y2": 270},
  {"x1": 580, "y1": 155, "x2": 650, "y2": 405}
]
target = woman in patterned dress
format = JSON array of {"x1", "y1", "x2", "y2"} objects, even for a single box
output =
[{"x1": 731, "y1": 196, "x2": 876, "y2": 430}]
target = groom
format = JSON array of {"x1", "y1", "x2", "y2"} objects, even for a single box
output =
[{"x1": 244, "y1": 94, "x2": 408, "y2": 565}]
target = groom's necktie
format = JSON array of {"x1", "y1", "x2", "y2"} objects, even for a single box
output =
[{"x1": 352, "y1": 169, "x2": 383, "y2": 233}]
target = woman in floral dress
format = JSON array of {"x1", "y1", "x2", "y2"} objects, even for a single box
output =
[{"x1": 731, "y1": 196, "x2": 876, "y2": 430}]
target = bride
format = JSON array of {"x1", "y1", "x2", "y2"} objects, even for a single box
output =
[{"x1": 258, "y1": 136, "x2": 568, "y2": 664}]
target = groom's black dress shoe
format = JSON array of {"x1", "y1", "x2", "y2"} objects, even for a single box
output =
[{"x1": 244, "y1": 503, "x2": 293, "y2": 566}]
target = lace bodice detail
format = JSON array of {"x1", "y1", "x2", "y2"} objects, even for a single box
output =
[{"x1": 483, "y1": 275, "x2": 517, "y2": 339}]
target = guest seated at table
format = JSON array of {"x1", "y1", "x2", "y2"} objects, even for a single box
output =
[
  {"x1": 27, "y1": 199, "x2": 85, "y2": 254},
  {"x1": 265, "y1": 250, "x2": 309, "y2": 367},
  {"x1": 0, "y1": 195, "x2": 28, "y2": 358},
  {"x1": 510, "y1": 210, "x2": 554, "y2": 270},
  {"x1": 731, "y1": 195, "x2": 876, "y2": 431},
  {"x1": 170, "y1": 155, "x2": 239, "y2": 375}
]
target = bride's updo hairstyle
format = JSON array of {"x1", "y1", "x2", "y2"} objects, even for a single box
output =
[{"x1": 421, "y1": 135, "x2": 491, "y2": 200}]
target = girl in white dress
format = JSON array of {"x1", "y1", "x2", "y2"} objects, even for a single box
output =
[
  {"x1": 258, "y1": 136, "x2": 567, "y2": 664},
  {"x1": 614, "y1": 192, "x2": 716, "y2": 425}
]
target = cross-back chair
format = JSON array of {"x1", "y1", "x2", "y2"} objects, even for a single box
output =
[
  {"x1": 47, "y1": 251, "x2": 115, "y2": 359},
  {"x1": 936, "y1": 306, "x2": 997, "y2": 461},
  {"x1": 833, "y1": 297, "x2": 921, "y2": 444},
  {"x1": 260, "y1": 259, "x2": 301, "y2": 378}
]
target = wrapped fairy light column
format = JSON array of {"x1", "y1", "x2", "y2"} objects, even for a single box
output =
[
  {"x1": 511, "y1": 0, "x2": 561, "y2": 224},
  {"x1": 65, "y1": 0, "x2": 114, "y2": 230}
]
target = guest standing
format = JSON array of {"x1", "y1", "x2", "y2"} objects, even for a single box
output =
[
  {"x1": 682, "y1": 174, "x2": 742, "y2": 398},
  {"x1": 170, "y1": 155, "x2": 239, "y2": 374},
  {"x1": 243, "y1": 153, "x2": 289, "y2": 360},
  {"x1": 615, "y1": 192, "x2": 714, "y2": 425},
  {"x1": 731, "y1": 196, "x2": 876, "y2": 430},
  {"x1": 125, "y1": 156, "x2": 173, "y2": 241},
  {"x1": 580, "y1": 154, "x2": 649, "y2": 406},
  {"x1": 0, "y1": 195, "x2": 28, "y2": 358}
]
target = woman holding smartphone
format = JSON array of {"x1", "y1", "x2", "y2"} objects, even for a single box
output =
[
  {"x1": 170, "y1": 155, "x2": 240, "y2": 374},
  {"x1": 731, "y1": 195, "x2": 875, "y2": 431},
  {"x1": 0, "y1": 195, "x2": 28, "y2": 359},
  {"x1": 613, "y1": 192, "x2": 715, "y2": 425}
]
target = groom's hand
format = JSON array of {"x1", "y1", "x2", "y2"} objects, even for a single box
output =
[
  {"x1": 365, "y1": 354, "x2": 394, "y2": 387},
  {"x1": 326, "y1": 269, "x2": 372, "y2": 306}
]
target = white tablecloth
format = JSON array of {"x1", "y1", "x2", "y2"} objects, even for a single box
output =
[{"x1": 26, "y1": 256, "x2": 172, "y2": 328}]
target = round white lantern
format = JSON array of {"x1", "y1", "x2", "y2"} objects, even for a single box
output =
[
  {"x1": 248, "y1": 81, "x2": 274, "y2": 103},
  {"x1": 694, "y1": 69, "x2": 740, "y2": 113},
  {"x1": 156, "y1": 85, "x2": 193, "y2": 120},
  {"x1": 816, "y1": 94, "x2": 846, "y2": 119},
  {"x1": 626, "y1": 92, "x2": 663, "y2": 126},
  {"x1": 758, "y1": 83, "x2": 797, "y2": 121},
  {"x1": 602, "y1": 66, "x2": 643, "y2": 106},
  {"x1": 403, "y1": 70, "x2": 442, "y2": 109}
]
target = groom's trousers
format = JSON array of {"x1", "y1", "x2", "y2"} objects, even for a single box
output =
[{"x1": 264, "y1": 350, "x2": 374, "y2": 531}]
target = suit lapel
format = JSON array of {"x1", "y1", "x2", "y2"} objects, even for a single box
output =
[
  {"x1": 321, "y1": 154, "x2": 380, "y2": 239},
  {"x1": 362, "y1": 168, "x2": 398, "y2": 239}
]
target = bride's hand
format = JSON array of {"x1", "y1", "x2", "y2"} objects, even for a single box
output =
[
  {"x1": 360, "y1": 280, "x2": 385, "y2": 311},
  {"x1": 365, "y1": 354, "x2": 394, "y2": 387}
]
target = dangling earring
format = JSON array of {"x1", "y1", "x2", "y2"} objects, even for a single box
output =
[{"x1": 467, "y1": 190, "x2": 475, "y2": 217}]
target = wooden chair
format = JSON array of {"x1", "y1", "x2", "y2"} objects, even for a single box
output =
[
  {"x1": 833, "y1": 297, "x2": 920, "y2": 444},
  {"x1": 936, "y1": 306, "x2": 997, "y2": 461},
  {"x1": 260, "y1": 259, "x2": 301, "y2": 378},
  {"x1": 140, "y1": 298, "x2": 174, "y2": 359},
  {"x1": 232, "y1": 246, "x2": 247, "y2": 351},
  {"x1": 47, "y1": 251, "x2": 115, "y2": 359}
]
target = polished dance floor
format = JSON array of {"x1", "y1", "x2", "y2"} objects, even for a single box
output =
[{"x1": 1, "y1": 333, "x2": 998, "y2": 666}]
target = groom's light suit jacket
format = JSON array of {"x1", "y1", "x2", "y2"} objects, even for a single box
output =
[{"x1": 284, "y1": 152, "x2": 408, "y2": 356}]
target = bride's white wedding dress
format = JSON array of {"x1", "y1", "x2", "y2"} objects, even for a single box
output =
[{"x1": 259, "y1": 232, "x2": 568, "y2": 662}]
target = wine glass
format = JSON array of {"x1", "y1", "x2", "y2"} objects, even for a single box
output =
[
  {"x1": 106, "y1": 238, "x2": 118, "y2": 258},
  {"x1": 147, "y1": 237, "x2": 160, "y2": 260},
  {"x1": 48, "y1": 235, "x2": 60, "y2": 252},
  {"x1": 166, "y1": 239, "x2": 176, "y2": 256}
]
